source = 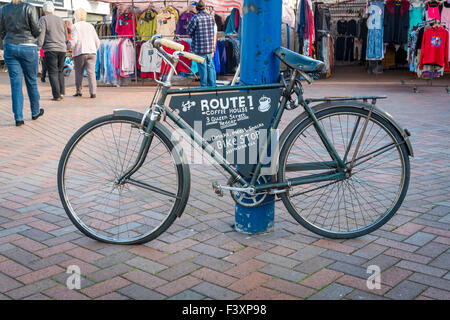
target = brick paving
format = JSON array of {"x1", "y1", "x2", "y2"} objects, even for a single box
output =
[{"x1": 0, "y1": 67, "x2": 449, "y2": 300}]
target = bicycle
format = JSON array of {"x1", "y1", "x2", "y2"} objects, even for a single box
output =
[{"x1": 57, "y1": 35, "x2": 413, "y2": 244}]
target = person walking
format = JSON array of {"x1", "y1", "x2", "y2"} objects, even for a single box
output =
[
  {"x1": 187, "y1": 0, "x2": 217, "y2": 87},
  {"x1": 0, "y1": 0, "x2": 44, "y2": 126},
  {"x1": 69, "y1": 8, "x2": 100, "y2": 98},
  {"x1": 39, "y1": 48, "x2": 48, "y2": 82},
  {"x1": 38, "y1": 1, "x2": 68, "y2": 101}
]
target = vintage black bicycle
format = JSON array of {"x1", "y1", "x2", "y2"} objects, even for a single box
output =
[{"x1": 57, "y1": 35, "x2": 413, "y2": 244}]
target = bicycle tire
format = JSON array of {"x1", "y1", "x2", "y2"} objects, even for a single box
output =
[
  {"x1": 57, "y1": 113, "x2": 190, "y2": 244},
  {"x1": 278, "y1": 105, "x2": 410, "y2": 239}
]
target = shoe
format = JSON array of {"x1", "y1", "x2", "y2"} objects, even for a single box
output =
[
  {"x1": 51, "y1": 97, "x2": 62, "y2": 101},
  {"x1": 32, "y1": 109, "x2": 44, "y2": 120},
  {"x1": 60, "y1": 94, "x2": 64, "y2": 99},
  {"x1": 73, "y1": 93, "x2": 82, "y2": 97},
  {"x1": 41, "y1": 78, "x2": 46, "y2": 83},
  {"x1": 15, "y1": 120, "x2": 25, "y2": 127},
  {"x1": 90, "y1": 94, "x2": 96, "y2": 99}
]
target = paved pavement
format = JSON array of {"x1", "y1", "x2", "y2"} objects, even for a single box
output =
[{"x1": 0, "y1": 67, "x2": 449, "y2": 300}]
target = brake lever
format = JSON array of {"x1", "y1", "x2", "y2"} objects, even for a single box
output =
[{"x1": 156, "y1": 50, "x2": 178, "y2": 76}]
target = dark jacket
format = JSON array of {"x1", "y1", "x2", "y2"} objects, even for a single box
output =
[
  {"x1": 383, "y1": 0, "x2": 410, "y2": 44},
  {"x1": 0, "y1": 1, "x2": 40, "y2": 45}
]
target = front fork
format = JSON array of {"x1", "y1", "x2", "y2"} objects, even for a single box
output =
[{"x1": 115, "y1": 108, "x2": 159, "y2": 185}]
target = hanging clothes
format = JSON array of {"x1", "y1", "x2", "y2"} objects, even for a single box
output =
[
  {"x1": 138, "y1": 41, "x2": 162, "y2": 73},
  {"x1": 419, "y1": 25, "x2": 449, "y2": 71},
  {"x1": 441, "y1": 3, "x2": 450, "y2": 31},
  {"x1": 215, "y1": 14, "x2": 224, "y2": 32},
  {"x1": 156, "y1": 9, "x2": 177, "y2": 36},
  {"x1": 176, "y1": 11, "x2": 195, "y2": 35},
  {"x1": 425, "y1": 1, "x2": 441, "y2": 21},
  {"x1": 115, "y1": 11, "x2": 136, "y2": 38},
  {"x1": 119, "y1": 38, "x2": 136, "y2": 77},
  {"x1": 137, "y1": 10, "x2": 158, "y2": 40},
  {"x1": 442, "y1": 3, "x2": 450, "y2": 62},
  {"x1": 384, "y1": 0, "x2": 410, "y2": 45},
  {"x1": 224, "y1": 8, "x2": 240, "y2": 34},
  {"x1": 215, "y1": 37, "x2": 239, "y2": 75},
  {"x1": 366, "y1": 1, "x2": 385, "y2": 60},
  {"x1": 409, "y1": 1, "x2": 425, "y2": 32},
  {"x1": 111, "y1": 6, "x2": 118, "y2": 36}
]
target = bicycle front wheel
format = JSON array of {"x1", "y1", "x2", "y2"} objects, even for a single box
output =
[
  {"x1": 278, "y1": 105, "x2": 410, "y2": 238},
  {"x1": 57, "y1": 114, "x2": 189, "y2": 244}
]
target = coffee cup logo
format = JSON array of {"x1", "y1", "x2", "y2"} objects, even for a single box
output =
[{"x1": 258, "y1": 96, "x2": 271, "y2": 112}]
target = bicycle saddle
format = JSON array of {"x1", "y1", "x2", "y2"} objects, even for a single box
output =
[{"x1": 274, "y1": 47, "x2": 325, "y2": 73}]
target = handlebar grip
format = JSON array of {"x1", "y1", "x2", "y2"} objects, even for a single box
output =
[
  {"x1": 159, "y1": 38, "x2": 185, "y2": 52},
  {"x1": 181, "y1": 52, "x2": 205, "y2": 64}
]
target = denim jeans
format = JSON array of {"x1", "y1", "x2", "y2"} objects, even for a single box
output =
[
  {"x1": 197, "y1": 53, "x2": 216, "y2": 87},
  {"x1": 4, "y1": 44, "x2": 40, "y2": 121},
  {"x1": 366, "y1": 29, "x2": 384, "y2": 60}
]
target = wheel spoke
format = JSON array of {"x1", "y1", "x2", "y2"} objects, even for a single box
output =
[
  {"x1": 59, "y1": 118, "x2": 184, "y2": 244},
  {"x1": 281, "y1": 108, "x2": 408, "y2": 237}
]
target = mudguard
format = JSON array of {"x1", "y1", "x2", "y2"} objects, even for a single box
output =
[
  {"x1": 271, "y1": 100, "x2": 414, "y2": 179},
  {"x1": 281, "y1": 101, "x2": 413, "y2": 156}
]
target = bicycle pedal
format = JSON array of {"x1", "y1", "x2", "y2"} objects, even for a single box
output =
[{"x1": 212, "y1": 181, "x2": 223, "y2": 197}]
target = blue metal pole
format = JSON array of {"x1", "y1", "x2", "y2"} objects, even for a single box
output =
[{"x1": 235, "y1": 0, "x2": 282, "y2": 234}]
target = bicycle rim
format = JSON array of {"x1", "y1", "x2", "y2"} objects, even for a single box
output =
[
  {"x1": 279, "y1": 107, "x2": 409, "y2": 238},
  {"x1": 58, "y1": 115, "x2": 184, "y2": 244}
]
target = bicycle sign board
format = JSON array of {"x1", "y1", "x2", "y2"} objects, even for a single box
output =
[{"x1": 170, "y1": 88, "x2": 281, "y2": 165}]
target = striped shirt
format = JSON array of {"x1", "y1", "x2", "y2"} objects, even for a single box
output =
[{"x1": 187, "y1": 10, "x2": 215, "y2": 54}]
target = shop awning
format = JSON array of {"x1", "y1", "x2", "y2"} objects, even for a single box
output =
[
  {"x1": 89, "y1": 0, "x2": 298, "y2": 28},
  {"x1": 88, "y1": 0, "x2": 242, "y2": 12}
]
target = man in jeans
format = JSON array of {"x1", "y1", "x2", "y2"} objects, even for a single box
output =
[
  {"x1": 0, "y1": 0, "x2": 44, "y2": 126},
  {"x1": 38, "y1": 1, "x2": 67, "y2": 101},
  {"x1": 187, "y1": 0, "x2": 216, "y2": 87}
]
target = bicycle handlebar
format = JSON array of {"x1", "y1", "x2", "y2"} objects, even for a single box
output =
[
  {"x1": 158, "y1": 38, "x2": 185, "y2": 52},
  {"x1": 179, "y1": 52, "x2": 205, "y2": 64},
  {"x1": 152, "y1": 35, "x2": 206, "y2": 66}
]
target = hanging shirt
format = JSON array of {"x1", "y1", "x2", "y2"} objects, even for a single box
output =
[
  {"x1": 166, "y1": 6, "x2": 179, "y2": 24},
  {"x1": 409, "y1": 2, "x2": 424, "y2": 31},
  {"x1": 156, "y1": 10, "x2": 177, "y2": 36},
  {"x1": 120, "y1": 39, "x2": 136, "y2": 76},
  {"x1": 441, "y1": 5, "x2": 450, "y2": 61},
  {"x1": 419, "y1": 26, "x2": 449, "y2": 71},
  {"x1": 384, "y1": 0, "x2": 410, "y2": 44},
  {"x1": 441, "y1": 6, "x2": 450, "y2": 30},
  {"x1": 426, "y1": 2, "x2": 441, "y2": 21},
  {"x1": 137, "y1": 10, "x2": 157, "y2": 40},
  {"x1": 115, "y1": 12, "x2": 136, "y2": 37},
  {"x1": 138, "y1": 41, "x2": 162, "y2": 73},
  {"x1": 176, "y1": 11, "x2": 195, "y2": 35}
]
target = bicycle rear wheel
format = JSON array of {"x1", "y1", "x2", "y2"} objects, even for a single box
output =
[
  {"x1": 278, "y1": 105, "x2": 410, "y2": 238},
  {"x1": 57, "y1": 113, "x2": 189, "y2": 244}
]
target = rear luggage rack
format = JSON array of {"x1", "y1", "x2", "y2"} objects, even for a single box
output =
[{"x1": 305, "y1": 96, "x2": 387, "y2": 104}]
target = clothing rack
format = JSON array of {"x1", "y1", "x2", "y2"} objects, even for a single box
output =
[
  {"x1": 98, "y1": 2, "x2": 240, "y2": 86},
  {"x1": 399, "y1": 19, "x2": 450, "y2": 93}
]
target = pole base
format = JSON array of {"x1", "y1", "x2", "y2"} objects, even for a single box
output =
[
  {"x1": 234, "y1": 198, "x2": 275, "y2": 234},
  {"x1": 234, "y1": 223, "x2": 275, "y2": 235}
]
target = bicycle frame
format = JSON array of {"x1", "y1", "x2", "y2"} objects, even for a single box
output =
[{"x1": 117, "y1": 56, "x2": 348, "y2": 193}]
